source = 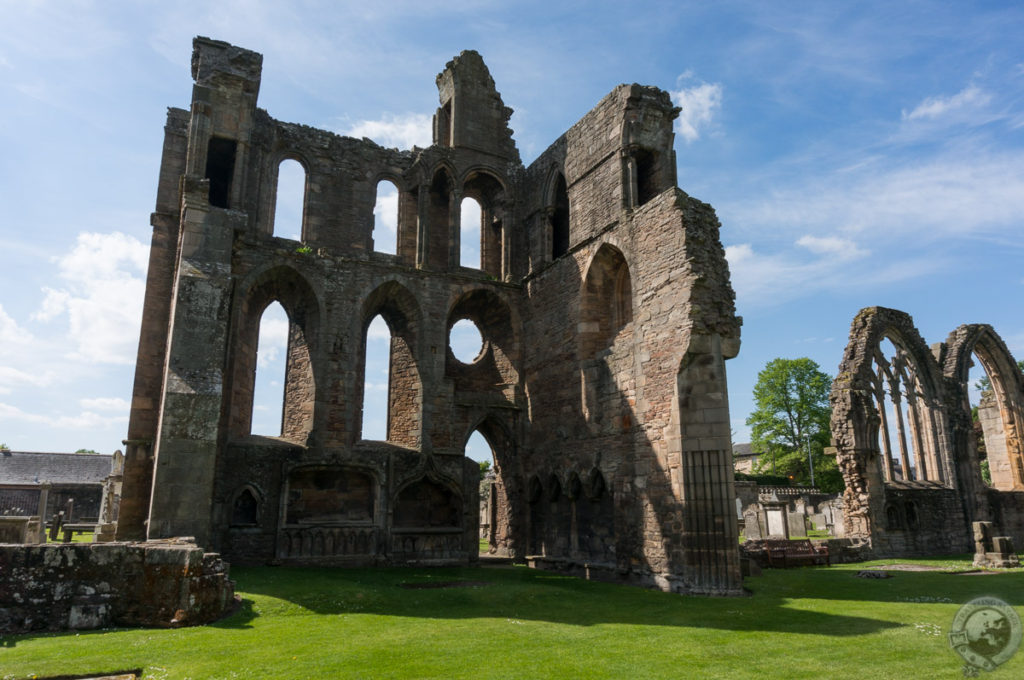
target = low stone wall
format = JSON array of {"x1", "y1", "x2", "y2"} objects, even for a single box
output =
[
  {"x1": 741, "y1": 537, "x2": 872, "y2": 567},
  {"x1": 0, "y1": 539, "x2": 235, "y2": 635}
]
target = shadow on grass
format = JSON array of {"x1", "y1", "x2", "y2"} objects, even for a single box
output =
[
  {"x1": 216, "y1": 562, "x2": 942, "y2": 637},
  {"x1": 6, "y1": 558, "x2": 1021, "y2": 647}
]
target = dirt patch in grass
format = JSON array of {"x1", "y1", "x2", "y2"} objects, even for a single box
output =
[{"x1": 399, "y1": 580, "x2": 491, "y2": 589}]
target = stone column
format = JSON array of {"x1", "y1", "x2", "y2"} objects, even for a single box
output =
[
  {"x1": 889, "y1": 379, "x2": 913, "y2": 480},
  {"x1": 874, "y1": 377, "x2": 895, "y2": 482}
]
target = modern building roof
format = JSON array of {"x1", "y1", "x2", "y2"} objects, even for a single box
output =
[{"x1": 0, "y1": 451, "x2": 113, "y2": 486}]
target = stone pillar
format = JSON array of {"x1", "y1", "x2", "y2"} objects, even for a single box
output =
[
  {"x1": 416, "y1": 186, "x2": 428, "y2": 268},
  {"x1": 677, "y1": 334, "x2": 742, "y2": 595},
  {"x1": 875, "y1": 381, "x2": 895, "y2": 482},
  {"x1": 890, "y1": 381, "x2": 913, "y2": 480}
]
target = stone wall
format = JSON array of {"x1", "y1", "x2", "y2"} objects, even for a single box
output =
[
  {"x1": 830, "y1": 307, "x2": 1024, "y2": 557},
  {"x1": 116, "y1": 37, "x2": 744, "y2": 595},
  {"x1": 0, "y1": 540, "x2": 234, "y2": 635}
]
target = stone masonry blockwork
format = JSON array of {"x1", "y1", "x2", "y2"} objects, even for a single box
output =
[{"x1": 117, "y1": 37, "x2": 744, "y2": 595}]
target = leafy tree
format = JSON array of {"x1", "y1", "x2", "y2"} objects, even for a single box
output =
[
  {"x1": 75, "y1": 448, "x2": 100, "y2": 454},
  {"x1": 0, "y1": 442, "x2": 9, "y2": 451},
  {"x1": 746, "y1": 358, "x2": 843, "y2": 493},
  {"x1": 478, "y1": 460, "x2": 491, "y2": 480},
  {"x1": 974, "y1": 359, "x2": 1024, "y2": 393}
]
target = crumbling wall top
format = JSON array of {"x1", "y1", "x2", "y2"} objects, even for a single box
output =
[{"x1": 192, "y1": 36, "x2": 263, "y2": 93}]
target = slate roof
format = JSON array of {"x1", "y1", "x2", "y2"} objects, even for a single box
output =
[
  {"x1": 0, "y1": 451, "x2": 112, "y2": 486},
  {"x1": 732, "y1": 442, "x2": 756, "y2": 457}
]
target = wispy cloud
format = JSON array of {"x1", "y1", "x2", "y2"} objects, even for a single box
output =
[
  {"x1": 902, "y1": 85, "x2": 992, "y2": 122},
  {"x1": 79, "y1": 397, "x2": 130, "y2": 412},
  {"x1": 341, "y1": 113, "x2": 433, "y2": 149},
  {"x1": 724, "y1": 239, "x2": 943, "y2": 310},
  {"x1": 796, "y1": 235, "x2": 869, "y2": 259},
  {"x1": 671, "y1": 77, "x2": 722, "y2": 143},
  {"x1": 727, "y1": 149, "x2": 1024, "y2": 244}
]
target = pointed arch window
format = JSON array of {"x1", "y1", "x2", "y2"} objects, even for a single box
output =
[
  {"x1": 251, "y1": 301, "x2": 289, "y2": 436},
  {"x1": 373, "y1": 179, "x2": 399, "y2": 254},
  {"x1": 273, "y1": 159, "x2": 306, "y2": 239}
]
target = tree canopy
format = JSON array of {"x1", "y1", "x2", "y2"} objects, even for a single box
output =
[{"x1": 745, "y1": 357, "x2": 843, "y2": 492}]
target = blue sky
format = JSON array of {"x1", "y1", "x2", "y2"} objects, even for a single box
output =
[{"x1": 1, "y1": 1, "x2": 1022, "y2": 463}]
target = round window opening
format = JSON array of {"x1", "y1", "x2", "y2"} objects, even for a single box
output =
[{"x1": 449, "y1": 318, "x2": 485, "y2": 364}]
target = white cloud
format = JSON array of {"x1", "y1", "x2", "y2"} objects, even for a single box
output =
[
  {"x1": 342, "y1": 113, "x2": 433, "y2": 149},
  {"x1": 728, "y1": 150, "x2": 1024, "y2": 243},
  {"x1": 0, "y1": 402, "x2": 127, "y2": 431},
  {"x1": 902, "y1": 85, "x2": 991, "y2": 122},
  {"x1": 367, "y1": 316, "x2": 391, "y2": 341},
  {"x1": 79, "y1": 397, "x2": 130, "y2": 412},
  {"x1": 256, "y1": 306, "x2": 289, "y2": 369},
  {"x1": 671, "y1": 80, "x2": 723, "y2": 143},
  {"x1": 373, "y1": 182, "x2": 399, "y2": 254},
  {"x1": 32, "y1": 232, "x2": 148, "y2": 365},
  {"x1": 795, "y1": 235, "x2": 869, "y2": 259},
  {"x1": 724, "y1": 239, "x2": 940, "y2": 310}
]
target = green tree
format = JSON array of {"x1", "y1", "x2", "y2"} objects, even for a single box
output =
[
  {"x1": 478, "y1": 460, "x2": 491, "y2": 480},
  {"x1": 0, "y1": 442, "x2": 9, "y2": 451},
  {"x1": 746, "y1": 358, "x2": 843, "y2": 492},
  {"x1": 974, "y1": 359, "x2": 1024, "y2": 393},
  {"x1": 75, "y1": 448, "x2": 100, "y2": 454}
]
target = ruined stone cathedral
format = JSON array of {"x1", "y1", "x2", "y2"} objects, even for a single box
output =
[{"x1": 116, "y1": 37, "x2": 743, "y2": 595}]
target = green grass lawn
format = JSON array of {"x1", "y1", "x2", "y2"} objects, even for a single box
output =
[
  {"x1": 2, "y1": 557, "x2": 1022, "y2": 679},
  {"x1": 44, "y1": 530, "x2": 94, "y2": 544}
]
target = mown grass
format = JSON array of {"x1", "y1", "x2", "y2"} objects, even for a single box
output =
[{"x1": 1, "y1": 556, "x2": 1022, "y2": 679}]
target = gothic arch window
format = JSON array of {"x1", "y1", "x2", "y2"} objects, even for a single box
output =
[
  {"x1": 361, "y1": 314, "x2": 391, "y2": 441},
  {"x1": 460, "y1": 196, "x2": 483, "y2": 269},
  {"x1": 885, "y1": 504, "x2": 902, "y2": 530},
  {"x1": 250, "y1": 301, "x2": 289, "y2": 436},
  {"x1": 372, "y1": 179, "x2": 399, "y2": 255},
  {"x1": 231, "y1": 487, "x2": 260, "y2": 526},
  {"x1": 551, "y1": 172, "x2": 570, "y2": 260},
  {"x1": 427, "y1": 168, "x2": 454, "y2": 269},
  {"x1": 462, "y1": 170, "x2": 506, "y2": 278},
  {"x1": 580, "y1": 244, "x2": 633, "y2": 358},
  {"x1": 870, "y1": 335, "x2": 942, "y2": 483},
  {"x1": 229, "y1": 266, "x2": 319, "y2": 443},
  {"x1": 359, "y1": 282, "x2": 422, "y2": 447},
  {"x1": 273, "y1": 159, "x2": 306, "y2": 239}
]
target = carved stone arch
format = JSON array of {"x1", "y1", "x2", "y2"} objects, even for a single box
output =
[
  {"x1": 944, "y1": 324, "x2": 1024, "y2": 491},
  {"x1": 580, "y1": 242, "x2": 634, "y2": 359},
  {"x1": 565, "y1": 471, "x2": 583, "y2": 501},
  {"x1": 465, "y1": 413, "x2": 523, "y2": 558},
  {"x1": 227, "y1": 263, "x2": 323, "y2": 442},
  {"x1": 585, "y1": 467, "x2": 607, "y2": 500},
  {"x1": 425, "y1": 164, "x2": 457, "y2": 269},
  {"x1": 391, "y1": 471, "x2": 463, "y2": 529},
  {"x1": 527, "y1": 475, "x2": 543, "y2": 504},
  {"x1": 831, "y1": 307, "x2": 955, "y2": 545},
  {"x1": 368, "y1": 170, "x2": 406, "y2": 256},
  {"x1": 546, "y1": 473, "x2": 562, "y2": 501},
  {"x1": 230, "y1": 483, "x2": 264, "y2": 526},
  {"x1": 282, "y1": 464, "x2": 378, "y2": 526},
  {"x1": 446, "y1": 288, "x2": 520, "y2": 390},
  {"x1": 264, "y1": 147, "x2": 312, "y2": 239},
  {"x1": 359, "y1": 280, "x2": 424, "y2": 446},
  {"x1": 545, "y1": 166, "x2": 571, "y2": 260},
  {"x1": 459, "y1": 167, "x2": 508, "y2": 277}
]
